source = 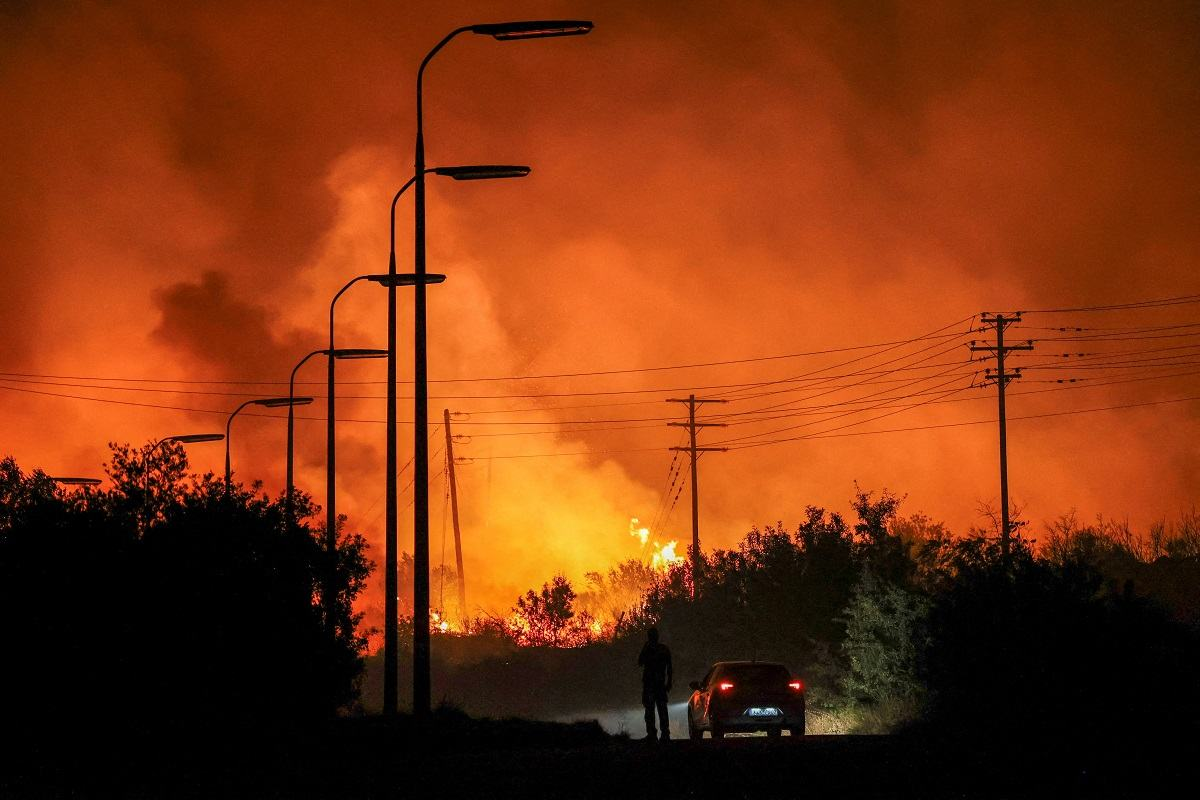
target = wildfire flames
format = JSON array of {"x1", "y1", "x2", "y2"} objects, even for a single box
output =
[
  {"x1": 429, "y1": 518, "x2": 683, "y2": 648},
  {"x1": 629, "y1": 517, "x2": 684, "y2": 573}
]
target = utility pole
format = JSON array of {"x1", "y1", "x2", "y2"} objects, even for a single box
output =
[
  {"x1": 969, "y1": 313, "x2": 1034, "y2": 563},
  {"x1": 667, "y1": 394, "x2": 727, "y2": 596},
  {"x1": 443, "y1": 409, "x2": 467, "y2": 626}
]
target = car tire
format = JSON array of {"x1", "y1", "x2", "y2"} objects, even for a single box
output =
[
  {"x1": 711, "y1": 724, "x2": 725, "y2": 740},
  {"x1": 687, "y1": 712, "x2": 702, "y2": 742},
  {"x1": 790, "y1": 718, "x2": 805, "y2": 738},
  {"x1": 767, "y1": 726, "x2": 782, "y2": 738}
]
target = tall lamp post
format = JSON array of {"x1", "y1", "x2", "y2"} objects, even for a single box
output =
[
  {"x1": 406, "y1": 18, "x2": 593, "y2": 721},
  {"x1": 225, "y1": 396, "x2": 313, "y2": 496},
  {"x1": 328, "y1": 274, "x2": 447, "y2": 630},
  {"x1": 382, "y1": 165, "x2": 528, "y2": 717},
  {"x1": 287, "y1": 348, "x2": 387, "y2": 526}
]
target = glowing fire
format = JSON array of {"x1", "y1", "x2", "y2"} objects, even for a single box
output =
[
  {"x1": 629, "y1": 517, "x2": 650, "y2": 546},
  {"x1": 630, "y1": 517, "x2": 684, "y2": 573},
  {"x1": 430, "y1": 610, "x2": 452, "y2": 634},
  {"x1": 651, "y1": 540, "x2": 683, "y2": 571}
]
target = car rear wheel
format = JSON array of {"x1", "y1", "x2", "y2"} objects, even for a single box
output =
[
  {"x1": 711, "y1": 724, "x2": 725, "y2": 740},
  {"x1": 687, "y1": 712, "x2": 702, "y2": 741},
  {"x1": 766, "y1": 726, "x2": 782, "y2": 738}
]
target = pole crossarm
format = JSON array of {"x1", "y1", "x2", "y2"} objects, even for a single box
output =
[{"x1": 969, "y1": 342, "x2": 1035, "y2": 352}]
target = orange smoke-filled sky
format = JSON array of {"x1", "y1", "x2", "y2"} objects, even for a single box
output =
[{"x1": 2, "y1": 1, "x2": 1198, "y2": 630}]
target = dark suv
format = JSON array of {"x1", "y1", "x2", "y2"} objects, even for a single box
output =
[{"x1": 686, "y1": 661, "x2": 805, "y2": 739}]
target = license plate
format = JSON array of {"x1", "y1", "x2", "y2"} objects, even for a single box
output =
[{"x1": 745, "y1": 707, "x2": 781, "y2": 717}]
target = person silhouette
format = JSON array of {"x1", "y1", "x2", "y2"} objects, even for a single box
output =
[{"x1": 637, "y1": 626, "x2": 673, "y2": 741}]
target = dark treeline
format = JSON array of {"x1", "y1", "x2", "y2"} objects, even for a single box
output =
[
  {"x1": 0, "y1": 447, "x2": 370, "y2": 748},
  {"x1": 367, "y1": 489, "x2": 1200, "y2": 742},
  {"x1": 4, "y1": 443, "x2": 1198, "y2": 748}
]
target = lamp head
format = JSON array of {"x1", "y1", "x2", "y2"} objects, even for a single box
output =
[
  {"x1": 471, "y1": 20, "x2": 593, "y2": 40},
  {"x1": 433, "y1": 165, "x2": 531, "y2": 181},
  {"x1": 255, "y1": 397, "x2": 313, "y2": 408},
  {"x1": 367, "y1": 274, "x2": 447, "y2": 287},
  {"x1": 166, "y1": 433, "x2": 225, "y2": 444},
  {"x1": 331, "y1": 348, "x2": 389, "y2": 360}
]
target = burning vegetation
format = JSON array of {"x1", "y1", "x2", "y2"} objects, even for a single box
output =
[
  {"x1": 363, "y1": 488, "x2": 1200, "y2": 743},
  {"x1": 417, "y1": 516, "x2": 685, "y2": 647},
  {"x1": 629, "y1": 517, "x2": 685, "y2": 574}
]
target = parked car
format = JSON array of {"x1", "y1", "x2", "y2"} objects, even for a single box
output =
[{"x1": 686, "y1": 661, "x2": 805, "y2": 740}]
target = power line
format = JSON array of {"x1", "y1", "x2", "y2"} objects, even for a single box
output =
[
  {"x1": 714, "y1": 337, "x2": 978, "y2": 417},
  {"x1": 0, "y1": 324, "x2": 984, "y2": 387},
  {"x1": 358, "y1": 428, "x2": 441, "y2": 528},
  {"x1": 1021, "y1": 294, "x2": 1200, "y2": 314},
  {"x1": 1017, "y1": 321, "x2": 1200, "y2": 339},
  {"x1": 331, "y1": 362, "x2": 1199, "y2": 439},
  {"x1": 711, "y1": 372, "x2": 977, "y2": 446},
  {"x1": 658, "y1": 460, "x2": 692, "y2": 540},
  {"x1": 1031, "y1": 331, "x2": 1200, "y2": 344},
  {"x1": 7, "y1": 354, "x2": 1194, "y2": 439},
  {"x1": 723, "y1": 395, "x2": 1200, "y2": 450},
  {"x1": 709, "y1": 316, "x2": 977, "y2": 401},
  {"x1": 648, "y1": 444, "x2": 683, "y2": 538}
]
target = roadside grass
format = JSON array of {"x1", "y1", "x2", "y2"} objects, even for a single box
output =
[{"x1": 807, "y1": 697, "x2": 922, "y2": 735}]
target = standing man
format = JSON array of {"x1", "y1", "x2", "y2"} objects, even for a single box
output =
[{"x1": 638, "y1": 627, "x2": 673, "y2": 742}]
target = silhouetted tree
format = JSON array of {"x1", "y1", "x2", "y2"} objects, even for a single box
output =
[
  {"x1": 509, "y1": 575, "x2": 596, "y2": 647},
  {"x1": 0, "y1": 447, "x2": 371, "y2": 746},
  {"x1": 920, "y1": 534, "x2": 1200, "y2": 742}
]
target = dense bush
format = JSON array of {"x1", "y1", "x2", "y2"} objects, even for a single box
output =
[
  {"x1": 840, "y1": 566, "x2": 930, "y2": 703},
  {"x1": 919, "y1": 535, "x2": 1200, "y2": 741},
  {"x1": 0, "y1": 447, "x2": 370, "y2": 742}
]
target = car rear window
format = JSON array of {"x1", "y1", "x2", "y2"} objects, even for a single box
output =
[{"x1": 720, "y1": 664, "x2": 790, "y2": 686}]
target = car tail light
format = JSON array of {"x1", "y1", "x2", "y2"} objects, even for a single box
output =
[
  {"x1": 718, "y1": 681, "x2": 734, "y2": 692},
  {"x1": 788, "y1": 680, "x2": 804, "y2": 691}
]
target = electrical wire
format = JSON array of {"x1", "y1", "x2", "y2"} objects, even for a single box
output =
[
  {"x1": 721, "y1": 395, "x2": 1200, "y2": 451},
  {"x1": 1020, "y1": 295, "x2": 1200, "y2": 314},
  {"x1": 0, "y1": 318, "x2": 982, "y2": 387}
]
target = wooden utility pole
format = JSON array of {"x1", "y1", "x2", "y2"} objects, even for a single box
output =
[
  {"x1": 969, "y1": 313, "x2": 1034, "y2": 563},
  {"x1": 443, "y1": 409, "x2": 466, "y2": 624},
  {"x1": 667, "y1": 394, "x2": 727, "y2": 595}
]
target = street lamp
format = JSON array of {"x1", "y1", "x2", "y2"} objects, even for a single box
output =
[
  {"x1": 402, "y1": 18, "x2": 593, "y2": 721},
  {"x1": 225, "y1": 396, "x2": 313, "y2": 495},
  {"x1": 50, "y1": 477, "x2": 102, "y2": 486},
  {"x1": 327, "y1": 275, "x2": 445, "y2": 626},
  {"x1": 470, "y1": 20, "x2": 594, "y2": 39},
  {"x1": 51, "y1": 476, "x2": 102, "y2": 509},
  {"x1": 286, "y1": 348, "x2": 386, "y2": 526},
  {"x1": 161, "y1": 434, "x2": 225, "y2": 445},
  {"x1": 144, "y1": 433, "x2": 223, "y2": 529},
  {"x1": 383, "y1": 165, "x2": 528, "y2": 718}
]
